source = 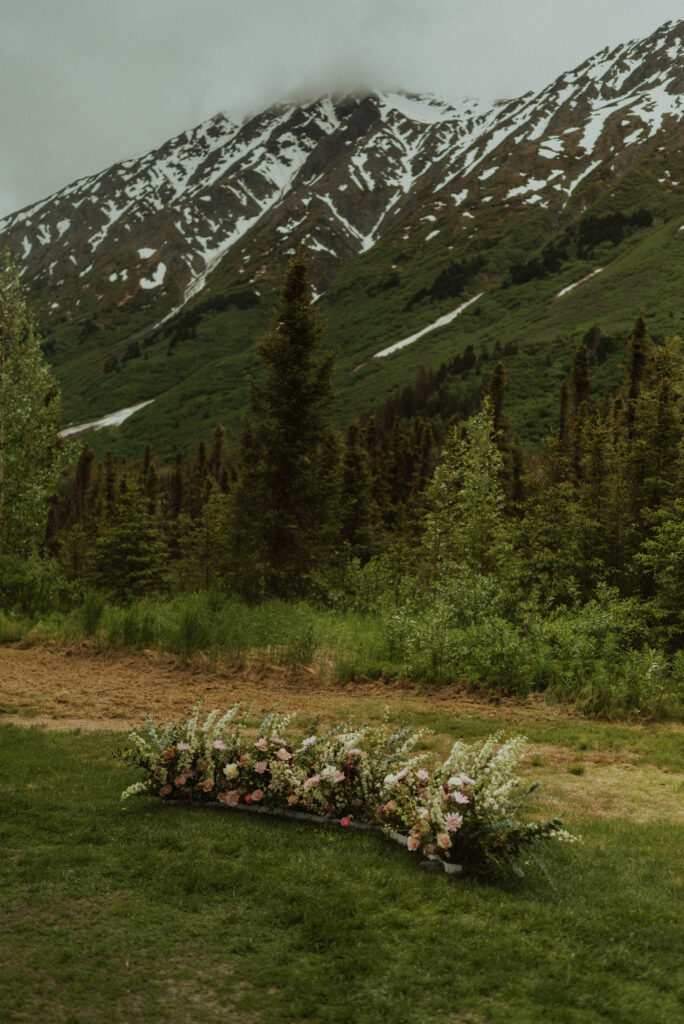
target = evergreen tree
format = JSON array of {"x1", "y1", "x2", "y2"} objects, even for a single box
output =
[
  {"x1": 92, "y1": 482, "x2": 169, "y2": 602},
  {"x1": 487, "y1": 360, "x2": 508, "y2": 439},
  {"x1": 558, "y1": 379, "x2": 570, "y2": 448},
  {"x1": 73, "y1": 443, "x2": 95, "y2": 522},
  {"x1": 183, "y1": 479, "x2": 231, "y2": 589},
  {"x1": 209, "y1": 423, "x2": 230, "y2": 489},
  {"x1": 229, "y1": 251, "x2": 340, "y2": 598},
  {"x1": 340, "y1": 422, "x2": 373, "y2": 561},
  {"x1": 571, "y1": 343, "x2": 591, "y2": 413},
  {"x1": 626, "y1": 309, "x2": 653, "y2": 429}
]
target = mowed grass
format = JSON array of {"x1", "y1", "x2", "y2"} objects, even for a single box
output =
[{"x1": 1, "y1": 724, "x2": 682, "y2": 1024}]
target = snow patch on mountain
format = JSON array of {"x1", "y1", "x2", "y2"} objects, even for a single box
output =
[
  {"x1": 374, "y1": 293, "x2": 484, "y2": 358},
  {"x1": 140, "y1": 263, "x2": 166, "y2": 289},
  {"x1": 60, "y1": 399, "x2": 155, "y2": 438},
  {"x1": 555, "y1": 267, "x2": 604, "y2": 299}
]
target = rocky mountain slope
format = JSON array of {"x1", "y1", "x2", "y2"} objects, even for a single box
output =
[{"x1": 1, "y1": 19, "x2": 682, "y2": 455}]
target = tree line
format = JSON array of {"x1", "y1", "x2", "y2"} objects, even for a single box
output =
[{"x1": 3, "y1": 246, "x2": 684, "y2": 653}]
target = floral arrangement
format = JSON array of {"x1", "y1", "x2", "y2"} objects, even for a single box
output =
[{"x1": 118, "y1": 702, "x2": 575, "y2": 878}]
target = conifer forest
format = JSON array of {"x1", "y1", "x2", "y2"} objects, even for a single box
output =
[{"x1": 2, "y1": 245, "x2": 683, "y2": 719}]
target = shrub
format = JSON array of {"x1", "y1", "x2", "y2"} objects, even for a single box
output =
[{"x1": 0, "y1": 555, "x2": 80, "y2": 616}]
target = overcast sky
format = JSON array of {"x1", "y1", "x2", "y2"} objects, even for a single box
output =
[{"x1": 1, "y1": 0, "x2": 681, "y2": 218}]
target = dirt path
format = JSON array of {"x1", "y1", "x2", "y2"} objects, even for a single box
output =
[
  {"x1": 1, "y1": 645, "x2": 681, "y2": 824},
  {"x1": 0, "y1": 644, "x2": 581, "y2": 729}
]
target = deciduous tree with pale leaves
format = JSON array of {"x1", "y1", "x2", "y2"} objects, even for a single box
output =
[{"x1": 0, "y1": 249, "x2": 68, "y2": 556}]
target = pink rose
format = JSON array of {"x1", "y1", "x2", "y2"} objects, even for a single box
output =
[
  {"x1": 340, "y1": 817, "x2": 351, "y2": 827},
  {"x1": 333, "y1": 771, "x2": 345, "y2": 784},
  {"x1": 437, "y1": 833, "x2": 452, "y2": 849},
  {"x1": 160, "y1": 784, "x2": 172, "y2": 797},
  {"x1": 287, "y1": 794, "x2": 299, "y2": 806},
  {"x1": 254, "y1": 760, "x2": 268, "y2": 774},
  {"x1": 212, "y1": 740, "x2": 228, "y2": 751},
  {"x1": 174, "y1": 775, "x2": 187, "y2": 787},
  {"x1": 251, "y1": 789, "x2": 263, "y2": 802},
  {"x1": 255, "y1": 738, "x2": 268, "y2": 751},
  {"x1": 202, "y1": 778, "x2": 214, "y2": 792},
  {"x1": 385, "y1": 799, "x2": 398, "y2": 813},
  {"x1": 276, "y1": 748, "x2": 292, "y2": 761},
  {"x1": 218, "y1": 790, "x2": 239, "y2": 806},
  {"x1": 239, "y1": 753, "x2": 250, "y2": 765},
  {"x1": 407, "y1": 835, "x2": 421, "y2": 851}
]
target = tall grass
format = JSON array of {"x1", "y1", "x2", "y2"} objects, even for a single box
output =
[
  {"x1": 16, "y1": 586, "x2": 683, "y2": 719},
  {"x1": 37, "y1": 590, "x2": 390, "y2": 672}
]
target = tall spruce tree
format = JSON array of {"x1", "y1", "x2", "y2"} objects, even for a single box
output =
[
  {"x1": 340, "y1": 421, "x2": 373, "y2": 561},
  {"x1": 92, "y1": 480, "x2": 169, "y2": 602},
  {"x1": 229, "y1": 251, "x2": 339, "y2": 598},
  {"x1": 626, "y1": 309, "x2": 653, "y2": 430}
]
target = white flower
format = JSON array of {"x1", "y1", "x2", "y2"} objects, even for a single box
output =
[
  {"x1": 301, "y1": 736, "x2": 316, "y2": 748},
  {"x1": 223, "y1": 763, "x2": 239, "y2": 780}
]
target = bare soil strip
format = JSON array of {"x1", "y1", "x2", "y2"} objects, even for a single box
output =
[
  {"x1": 0, "y1": 644, "x2": 581, "y2": 727},
  {"x1": 1, "y1": 645, "x2": 681, "y2": 824}
]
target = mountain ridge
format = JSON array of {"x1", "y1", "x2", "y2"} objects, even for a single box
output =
[{"x1": 1, "y1": 18, "x2": 682, "y2": 456}]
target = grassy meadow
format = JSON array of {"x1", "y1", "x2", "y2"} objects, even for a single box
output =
[{"x1": 1, "y1": 704, "x2": 682, "y2": 1024}]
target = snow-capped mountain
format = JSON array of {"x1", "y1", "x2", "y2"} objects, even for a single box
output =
[
  {"x1": 2, "y1": 19, "x2": 681, "y2": 332},
  {"x1": 0, "y1": 19, "x2": 682, "y2": 455}
]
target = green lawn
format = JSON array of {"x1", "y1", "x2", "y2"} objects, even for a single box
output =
[{"x1": 1, "y1": 724, "x2": 681, "y2": 1024}]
